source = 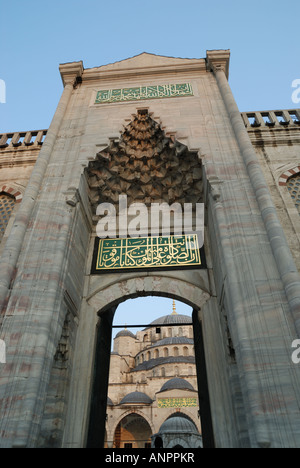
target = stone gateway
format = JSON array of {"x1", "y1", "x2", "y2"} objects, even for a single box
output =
[{"x1": 0, "y1": 51, "x2": 300, "y2": 448}]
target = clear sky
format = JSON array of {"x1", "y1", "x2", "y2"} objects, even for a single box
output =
[
  {"x1": 1, "y1": 0, "x2": 300, "y2": 133},
  {"x1": 1, "y1": 0, "x2": 299, "y2": 330},
  {"x1": 113, "y1": 297, "x2": 192, "y2": 343}
]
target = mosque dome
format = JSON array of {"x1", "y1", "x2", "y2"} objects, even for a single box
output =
[
  {"x1": 153, "y1": 336, "x2": 194, "y2": 347},
  {"x1": 115, "y1": 329, "x2": 136, "y2": 339},
  {"x1": 148, "y1": 313, "x2": 192, "y2": 327},
  {"x1": 160, "y1": 377, "x2": 195, "y2": 392},
  {"x1": 120, "y1": 391, "x2": 152, "y2": 405},
  {"x1": 159, "y1": 414, "x2": 198, "y2": 434}
]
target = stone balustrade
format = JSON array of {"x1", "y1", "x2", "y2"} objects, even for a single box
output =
[
  {"x1": 1, "y1": 110, "x2": 299, "y2": 153},
  {"x1": 241, "y1": 109, "x2": 300, "y2": 129},
  {"x1": 0, "y1": 130, "x2": 47, "y2": 149}
]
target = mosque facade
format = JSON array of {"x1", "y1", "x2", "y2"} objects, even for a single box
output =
[{"x1": 106, "y1": 305, "x2": 202, "y2": 448}]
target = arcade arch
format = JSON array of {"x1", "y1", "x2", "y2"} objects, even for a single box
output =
[{"x1": 109, "y1": 412, "x2": 153, "y2": 449}]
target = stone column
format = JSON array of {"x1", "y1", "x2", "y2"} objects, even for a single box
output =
[
  {"x1": 207, "y1": 51, "x2": 300, "y2": 335},
  {"x1": 0, "y1": 62, "x2": 84, "y2": 313},
  {"x1": 204, "y1": 50, "x2": 300, "y2": 448},
  {"x1": 0, "y1": 62, "x2": 84, "y2": 448}
]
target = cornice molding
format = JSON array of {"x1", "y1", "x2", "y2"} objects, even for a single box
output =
[
  {"x1": 206, "y1": 50, "x2": 230, "y2": 79},
  {"x1": 59, "y1": 61, "x2": 84, "y2": 87},
  {"x1": 58, "y1": 51, "x2": 231, "y2": 85},
  {"x1": 82, "y1": 59, "x2": 207, "y2": 83}
]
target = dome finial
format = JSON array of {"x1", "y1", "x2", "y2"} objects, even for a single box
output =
[{"x1": 172, "y1": 299, "x2": 177, "y2": 315}]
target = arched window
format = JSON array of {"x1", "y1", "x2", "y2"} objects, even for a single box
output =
[
  {"x1": 183, "y1": 346, "x2": 189, "y2": 356},
  {"x1": 174, "y1": 347, "x2": 179, "y2": 357},
  {"x1": 163, "y1": 347, "x2": 169, "y2": 357},
  {"x1": 154, "y1": 349, "x2": 159, "y2": 359},
  {"x1": 0, "y1": 193, "x2": 16, "y2": 240},
  {"x1": 287, "y1": 173, "x2": 300, "y2": 214}
]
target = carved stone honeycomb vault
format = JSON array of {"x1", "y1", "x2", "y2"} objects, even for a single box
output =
[{"x1": 86, "y1": 109, "x2": 203, "y2": 214}]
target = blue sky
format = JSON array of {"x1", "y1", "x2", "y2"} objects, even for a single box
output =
[
  {"x1": 1, "y1": 0, "x2": 299, "y2": 331},
  {"x1": 113, "y1": 297, "x2": 192, "y2": 343},
  {"x1": 1, "y1": 0, "x2": 300, "y2": 133}
]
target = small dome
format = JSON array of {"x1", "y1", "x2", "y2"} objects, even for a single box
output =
[
  {"x1": 107, "y1": 397, "x2": 114, "y2": 406},
  {"x1": 160, "y1": 377, "x2": 194, "y2": 392},
  {"x1": 115, "y1": 329, "x2": 136, "y2": 339},
  {"x1": 159, "y1": 414, "x2": 198, "y2": 434},
  {"x1": 120, "y1": 391, "x2": 152, "y2": 405}
]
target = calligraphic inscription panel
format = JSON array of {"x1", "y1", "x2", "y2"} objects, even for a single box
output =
[
  {"x1": 91, "y1": 235, "x2": 205, "y2": 274},
  {"x1": 158, "y1": 397, "x2": 197, "y2": 408},
  {"x1": 95, "y1": 83, "x2": 193, "y2": 104}
]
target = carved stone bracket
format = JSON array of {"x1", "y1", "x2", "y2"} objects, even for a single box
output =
[
  {"x1": 206, "y1": 177, "x2": 223, "y2": 202},
  {"x1": 65, "y1": 187, "x2": 80, "y2": 207}
]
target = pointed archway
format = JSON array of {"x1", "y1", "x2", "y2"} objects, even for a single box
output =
[
  {"x1": 110, "y1": 412, "x2": 153, "y2": 449},
  {"x1": 84, "y1": 274, "x2": 214, "y2": 448}
]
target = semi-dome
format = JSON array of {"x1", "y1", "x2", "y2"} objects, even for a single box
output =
[
  {"x1": 159, "y1": 414, "x2": 198, "y2": 434},
  {"x1": 160, "y1": 377, "x2": 194, "y2": 392},
  {"x1": 120, "y1": 391, "x2": 152, "y2": 405}
]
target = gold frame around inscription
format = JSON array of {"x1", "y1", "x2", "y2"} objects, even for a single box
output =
[
  {"x1": 95, "y1": 83, "x2": 193, "y2": 104},
  {"x1": 92, "y1": 235, "x2": 203, "y2": 273},
  {"x1": 157, "y1": 397, "x2": 198, "y2": 408}
]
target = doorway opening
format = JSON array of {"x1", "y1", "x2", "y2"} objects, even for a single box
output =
[
  {"x1": 112, "y1": 413, "x2": 152, "y2": 449},
  {"x1": 86, "y1": 295, "x2": 214, "y2": 449}
]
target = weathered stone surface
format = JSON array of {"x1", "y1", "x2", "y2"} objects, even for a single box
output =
[{"x1": 0, "y1": 52, "x2": 300, "y2": 448}]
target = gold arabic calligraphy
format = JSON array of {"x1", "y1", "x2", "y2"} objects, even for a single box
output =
[
  {"x1": 157, "y1": 397, "x2": 197, "y2": 408},
  {"x1": 95, "y1": 235, "x2": 201, "y2": 271},
  {"x1": 95, "y1": 83, "x2": 193, "y2": 104}
]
